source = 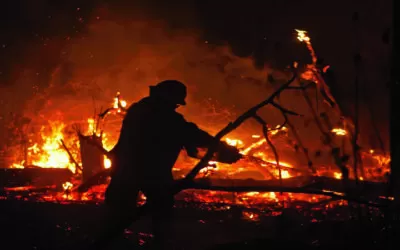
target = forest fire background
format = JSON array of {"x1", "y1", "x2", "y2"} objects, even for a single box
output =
[{"x1": 0, "y1": 0, "x2": 394, "y2": 249}]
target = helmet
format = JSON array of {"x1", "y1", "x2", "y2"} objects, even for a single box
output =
[{"x1": 149, "y1": 80, "x2": 187, "y2": 105}]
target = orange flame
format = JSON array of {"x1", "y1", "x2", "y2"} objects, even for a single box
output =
[
  {"x1": 103, "y1": 155, "x2": 112, "y2": 169},
  {"x1": 27, "y1": 121, "x2": 77, "y2": 173},
  {"x1": 295, "y1": 29, "x2": 311, "y2": 43},
  {"x1": 331, "y1": 128, "x2": 347, "y2": 136}
]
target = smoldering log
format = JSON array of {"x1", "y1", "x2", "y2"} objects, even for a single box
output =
[
  {"x1": 189, "y1": 178, "x2": 391, "y2": 207},
  {"x1": 0, "y1": 167, "x2": 73, "y2": 188},
  {"x1": 76, "y1": 168, "x2": 112, "y2": 193},
  {"x1": 78, "y1": 133, "x2": 106, "y2": 182}
]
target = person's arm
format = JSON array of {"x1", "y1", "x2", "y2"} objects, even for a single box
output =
[
  {"x1": 182, "y1": 121, "x2": 215, "y2": 148},
  {"x1": 180, "y1": 117, "x2": 242, "y2": 164}
]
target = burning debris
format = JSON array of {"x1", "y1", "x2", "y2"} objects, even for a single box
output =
[{"x1": 0, "y1": 30, "x2": 392, "y2": 211}]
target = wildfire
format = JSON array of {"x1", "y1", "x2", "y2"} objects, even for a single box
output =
[
  {"x1": 9, "y1": 93, "x2": 128, "y2": 174},
  {"x1": 5, "y1": 82, "x2": 391, "y2": 207},
  {"x1": 4, "y1": 61, "x2": 390, "y2": 207}
]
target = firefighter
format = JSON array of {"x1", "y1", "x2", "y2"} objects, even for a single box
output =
[{"x1": 89, "y1": 80, "x2": 242, "y2": 249}]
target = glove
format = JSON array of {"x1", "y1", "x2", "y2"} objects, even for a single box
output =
[{"x1": 214, "y1": 142, "x2": 243, "y2": 164}]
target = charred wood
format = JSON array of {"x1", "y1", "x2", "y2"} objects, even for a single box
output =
[
  {"x1": 78, "y1": 134, "x2": 105, "y2": 182},
  {"x1": 0, "y1": 167, "x2": 73, "y2": 188}
]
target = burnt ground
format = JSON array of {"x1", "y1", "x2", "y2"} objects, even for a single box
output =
[{"x1": 0, "y1": 198, "x2": 398, "y2": 250}]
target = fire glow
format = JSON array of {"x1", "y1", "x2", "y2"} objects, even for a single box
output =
[{"x1": 3, "y1": 29, "x2": 391, "y2": 207}]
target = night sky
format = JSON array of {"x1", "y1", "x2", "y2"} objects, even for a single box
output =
[{"x1": 0, "y1": 0, "x2": 392, "y2": 142}]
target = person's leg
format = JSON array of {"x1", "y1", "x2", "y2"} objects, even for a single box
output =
[
  {"x1": 87, "y1": 185, "x2": 140, "y2": 250},
  {"x1": 87, "y1": 204, "x2": 137, "y2": 250},
  {"x1": 143, "y1": 188, "x2": 175, "y2": 249}
]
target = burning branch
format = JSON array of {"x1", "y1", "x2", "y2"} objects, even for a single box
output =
[
  {"x1": 98, "y1": 92, "x2": 127, "y2": 119},
  {"x1": 294, "y1": 29, "x2": 362, "y2": 182},
  {"x1": 59, "y1": 139, "x2": 82, "y2": 173}
]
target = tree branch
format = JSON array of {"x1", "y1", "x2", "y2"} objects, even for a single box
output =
[
  {"x1": 59, "y1": 139, "x2": 82, "y2": 173},
  {"x1": 182, "y1": 69, "x2": 298, "y2": 185},
  {"x1": 252, "y1": 114, "x2": 283, "y2": 188}
]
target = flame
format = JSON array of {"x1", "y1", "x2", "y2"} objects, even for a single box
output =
[
  {"x1": 25, "y1": 121, "x2": 77, "y2": 173},
  {"x1": 103, "y1": 155, "x2": 112, "y2": 169},
  {"x1": 225, "y1": 138, "x2": 243, "y2": 147},
  {"x1": 62, "y1": 181, "x2": 73, "y2": 191},
  {"x1": 242, "y1": 211, "x2": 260, "y2": 221},
  {"x1": 113, "y1": 92, "x2": 127, "y2": 112},
  {"x1": 334, "y1": 172, "x2": 342, "y2": 179},
  {"x1": 331, "y1": 128, "x2": 347, "y2": 136},
  {"x1": 113, "y1": 93, "x2": 120, "y2": 109},
  {"x1": 295, "y1": 29, "x2": 311, "y2": 42},
  {"x1": 87, "y1": 118, "x2": 97, "y2": 135},
  {"x1": 295, "y1": 29, "x2": 317, "y2": 65},
  {"x1": 10, "y1": 162, "x2": 25, "y2": 169}
]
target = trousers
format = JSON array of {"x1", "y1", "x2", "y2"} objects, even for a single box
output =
[{"x1": 88, "y1": 186, "x2": 175, "y2": 250}]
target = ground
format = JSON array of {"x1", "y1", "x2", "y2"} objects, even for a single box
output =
[{"x1": 0, "y1": 199, "x2": 397, "y2": 250}]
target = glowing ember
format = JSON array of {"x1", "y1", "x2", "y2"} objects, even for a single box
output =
[
  {"x1": 113, "y1": 92, "x2": 128, "y2": 112},
  {"x1": 274, "y1": 169, "x2": 291, "y2": 179},
  {"x1": 10, "y1": 162, "x2": 25, "y2": 169},
  {"x1": 87, "y1": 118, "x2": 98, "y2": 136},
  {"x1": 331, "y1": 128, "x2": 347, "y2": 136},
  {"x1": 62, "y1": 181, "x2": 73, "y2": 191},
  {"x1": 334, "y1": 172, "x2": 342, "y2": 179},
  {"x1": 242, "y1": 211, "x2": 260, "y2": 221},
  {"x1": 225, "y1": 138, "x2": 243, "y2": 147},
  {"x1": 295, "y1": 29, "x2": 311, "y2": 42},
  {"x1": 103, "y1": 155, "x2": 112, "y2": 169}
]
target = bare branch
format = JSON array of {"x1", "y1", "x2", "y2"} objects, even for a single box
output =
[
  {"x1": 252, "y1": 114, "x2": 283, "y2": 188},
  {"x1": 59, "y1": 139, "x2": 82, "y2": 172},
  {"x1": 285, "y1": 82, "x2": 314, "y2": 90},
  {"x1": 270, "y1": 101, "x2": 302, "y2": 117},
  {"x1": 183, "y1": 69, "x2": 298, "y2": 183}
]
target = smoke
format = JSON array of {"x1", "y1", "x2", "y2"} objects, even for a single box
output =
[{"x1": 19, "y1": 18, "x2": 283, "y2": 133}]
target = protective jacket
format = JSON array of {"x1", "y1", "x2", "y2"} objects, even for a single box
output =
[{"x1": 105, "y1": 96, "x2": 240, "y2": 204}]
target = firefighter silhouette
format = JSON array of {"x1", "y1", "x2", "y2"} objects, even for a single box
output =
[{"x1": 89, "y1": 80, "x2": 242, "y2": 249}]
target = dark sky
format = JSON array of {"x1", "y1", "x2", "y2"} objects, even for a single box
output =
[
  {"x1": 0, "y1": 0, "x2": 392, "y2": 144},
  {"x1": 0, "y1": 0, "x2": 391, "y2": 83},
  {"x1": 0, "y1": 0, "x2": 392, "y2": 76}
]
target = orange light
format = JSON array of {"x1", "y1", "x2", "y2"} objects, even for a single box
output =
[
  {"x1": 331, "y1": 128, "x2": 347, "y2": 136},
  {"x1": 103, "y1": 155, "x2": 112, "y2": 169}
]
